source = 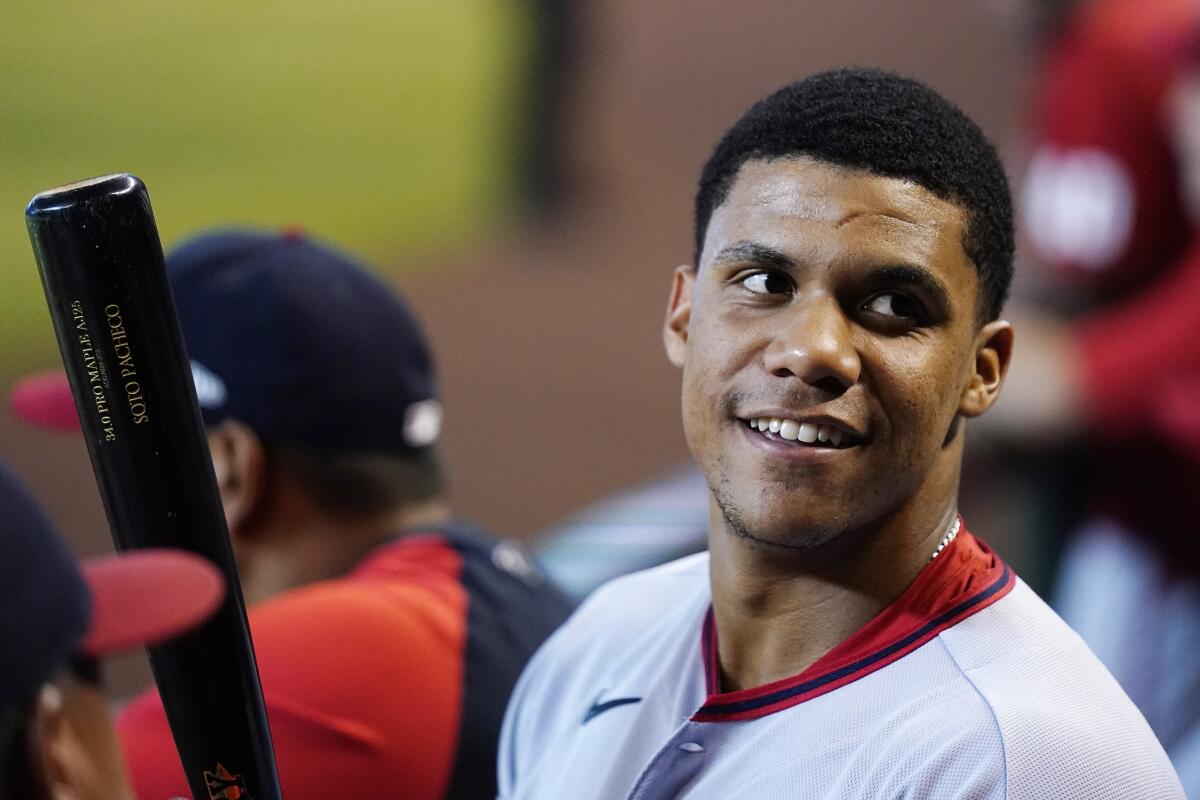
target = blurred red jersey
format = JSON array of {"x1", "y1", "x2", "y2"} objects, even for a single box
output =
[
  {"x1": 118, "y1": 525, "x2": 573, "y2": 800},
  {"x1": 1022, "y1": 0, "x2": 1200, "y2": 565}
]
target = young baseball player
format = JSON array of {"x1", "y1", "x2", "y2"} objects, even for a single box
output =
[
  {"x1": 0, "y1": 462, "x2": 223, "y2": 800},
  {"x1": 13, "y1": 230, "x2": 575, "y2": 799},
  {"x1": 497, "y1": 69, "x2": 1185, "y2": 799}
]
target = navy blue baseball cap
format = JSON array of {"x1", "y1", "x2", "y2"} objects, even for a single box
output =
[
  {"x1": 0, "y1": 464, "x2": 224, "y2": 713},
  {"x1": 13, "y1": 228, "x2": 443, "y2": 453}
]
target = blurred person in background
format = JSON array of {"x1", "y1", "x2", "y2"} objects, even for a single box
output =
[
  {"x1": 0, "y1": 461, "x2": 223, "y2": 800},
  {"x1": 981, "y1": 0, "x2": 1200, "y2": 791},
  {"x1": 13, "y1": 230, "x2": 575, "y2": 799}
]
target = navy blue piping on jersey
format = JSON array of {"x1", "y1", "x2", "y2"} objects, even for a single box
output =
[{"x1": 699, "y1": 564, "x2": 1012, "y2": 717}]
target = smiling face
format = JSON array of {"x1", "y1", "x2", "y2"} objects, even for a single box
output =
[{"x1": 665, "y1": 157, "x2": 1011, "y2": 551}]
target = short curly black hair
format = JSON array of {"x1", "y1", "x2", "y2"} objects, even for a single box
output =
[{"x1": 695, "y1": 68, "x2": 1013, "y2": 321}]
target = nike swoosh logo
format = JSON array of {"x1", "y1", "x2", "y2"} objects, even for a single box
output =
[{"x1": 582, "y1": 695, "x2": 642, "y2": 725}]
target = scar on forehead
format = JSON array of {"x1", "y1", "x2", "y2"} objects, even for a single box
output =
[{"x1": 833, "y1": 208, "x2": 926, "y2": 228}]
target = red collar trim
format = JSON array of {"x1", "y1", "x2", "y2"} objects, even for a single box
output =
[{"x1": 692, "y1": 527, "x2": 1014, "y2": 722}]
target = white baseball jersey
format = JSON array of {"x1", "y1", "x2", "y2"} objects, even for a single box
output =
[{"x1": 499, "y1": 529, "x2": 1184, "y2": 799}]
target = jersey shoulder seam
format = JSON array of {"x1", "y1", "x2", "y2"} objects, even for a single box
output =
[{"x1": 937, "y1": 634, "x2": 1009, "y2": 800}]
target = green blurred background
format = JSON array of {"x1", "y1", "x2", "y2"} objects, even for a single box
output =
[{"x1": 0, "y1": 0, "x2": 530, "y2": 371}]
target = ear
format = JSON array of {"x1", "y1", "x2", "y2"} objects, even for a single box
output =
[
  {"x1": 663, "y1": 265, "x2": 696, "y2": 368},
  {"x1": 958, "y1": 319, "x2": 1014, "y2": 418},
  {"x1": 28, "y1": 678, "x2": 137, "y2": 800},
  {"x1": 207, "y1": 419, "x2": 268, "y2": 538},
  {"x1": 24, "y1": 682, "x2": 77, "y2": 800}
]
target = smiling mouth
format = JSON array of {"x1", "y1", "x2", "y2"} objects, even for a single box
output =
[{"x1": 740, "y1": 416, "x2": 862, "y2": 449}]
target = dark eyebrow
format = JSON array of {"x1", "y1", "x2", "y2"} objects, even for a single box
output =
[
  {"x1": 868, "y1": 264, "x2": 951, "y2": 311},
  {"x1": 710, "y1": 241, "x2": 798, "y2": 271}
]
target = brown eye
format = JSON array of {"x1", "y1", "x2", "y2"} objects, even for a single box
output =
[
  {"x1": 742, "y1": 272, "x2": 791, "y2": 295},
  {"x1": 865, "y1": 292, "x2": 921, "y2": 320}
]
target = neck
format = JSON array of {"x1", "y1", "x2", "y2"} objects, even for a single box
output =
[
  {"x1": 237, "y1": 498, "x2": 452, "y2": 605},
  {"x1": 707, "y1": 485, "x2": 958, "y2": 692}
]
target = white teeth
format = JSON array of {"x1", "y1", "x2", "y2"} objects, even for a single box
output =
[{"x1": 745, "y1": 417, "x2": 853, "y2": 447}]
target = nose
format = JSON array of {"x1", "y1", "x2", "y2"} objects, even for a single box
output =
[{"x1": 762, "y1": 296, "x2": 861, "y2": 393}]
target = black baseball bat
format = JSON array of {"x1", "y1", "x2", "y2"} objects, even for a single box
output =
[{"x1": 26, "y1": 174, "x2": 283, "y2": 800}]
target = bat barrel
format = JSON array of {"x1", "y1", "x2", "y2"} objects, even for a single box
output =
[{"x1": 27, "y1": 174, "x2": 284, "y2": 800}]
